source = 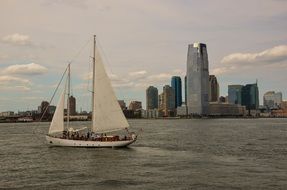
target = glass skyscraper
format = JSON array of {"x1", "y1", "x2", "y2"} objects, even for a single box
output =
[
  {"x1": 228, "y1": 85, "x2": 243, "y2": 105},
  {"x1": 146, "y1": 86, "x2": 158, "y2": 110},
  {"x1": 241, "y1": 83, "x2": 259, "y2": 110},
  {"x1": 186, "y1": 43, "x2": 209, "y2": 115},
  {"x1": 171, "y1": 76, "x2": 182, "y2": 108},
  {"x1": 208, "y1": 75, "x2": 219, "y2": 102}
]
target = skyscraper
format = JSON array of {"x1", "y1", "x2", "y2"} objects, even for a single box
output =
[
  {"x1": 146, "y1": 86, "x2": 158, "y2": 110},
  {"x1": 40, "y1": 101, "x2": 49, "y2": 114},
  {"x1": 171, "y1": 76, "x2": 182, "y2": 108},
  {"x1": 208, "y1": 75, "x2": 219, "y2": 102},
  {"x1": 69, "y1": 96, "x2": 76, "y2": 115},
  {"x1": 242, "y1": 83, "x2": 259, "y2": 111},
  {"x1": 263, "y1": 91, "x2": 282, "y2": 109},
  {"x1": 228, "y1": 85, "x2": 243, "y2": 105},
  {"x1": 186, "y1": 43, "x2": 209, "y2": 115},
  {"x1": 158, "y1": 85, "x2": 175, "y2": 117}
]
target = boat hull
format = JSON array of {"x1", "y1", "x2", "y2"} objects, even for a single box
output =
[{"x1": 46, "y1": 135, "x2": 136, "y2": 148}]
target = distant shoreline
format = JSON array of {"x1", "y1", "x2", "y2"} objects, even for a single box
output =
[{"x1": 1, "y1": 116, "x2": 287, "y2": 123}]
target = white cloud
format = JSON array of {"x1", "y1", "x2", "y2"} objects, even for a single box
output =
[
  {"x1": 146, "y1": 73, "x2": 172, "y2": 82},
  {"x1": 128, "y1": 70, "x2": 147, "y2": 76},
  {"x1": 3, "y1": 63, "x2": 48, "y2": 75},
  {"x1": 0, "y1": 75, "x2": 31, "y2": 91},
  {"x1": 213, "y1": 45, "x2": 287, "y2": 75},
  {"x1": 0, "y1": 75, "x2": 31, "y2": 85},
  {"x1": 1, "y1": 33, "x2": 31, "y2": 46},
  {"x1": 221, "y1": 45, "x2": 287, "y2": 65}
]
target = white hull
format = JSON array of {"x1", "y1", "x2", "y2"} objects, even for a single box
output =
[{"x1": 46, "y1": 135, "x2": 137, "y2": 148}]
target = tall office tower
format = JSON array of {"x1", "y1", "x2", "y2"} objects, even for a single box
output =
[
  {"x1": 40, "y1": 101, "x2": 50, "y2": 114},
  {"x1": 208, "y1": 75, "x2": 219, "y2": 102},
  {"x1": 228, "y1": 85, "x2": 243, "y2": 104},
  {"x1": 69, "y1": 96, "x2": 76, "y2": 115},
  {"x1": 242, "y1": 83, "x2": 259, "y2": 111},
  {"x1": 263, "y1": 91, "x2": 282, "y2": 109},
  {"x1": 158, "y1": 85, "x2": 175, "y2": 117},
  {"x1": 171, "y1": 76, "x2": 182, "y2": 108},
  {"x1": 118, "y1": 100, "x2": 126, "y2": 110},
  {"x1": 184, "y1": 75, "x2": 187, "y2": 104},
  {"x1": 146, "y1": 86, "x2": 158, "y2": 110},
  {"x1": 186, "y1": 43, "x2": 209, "y2": 115}
]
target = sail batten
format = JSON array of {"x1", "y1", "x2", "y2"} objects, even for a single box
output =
[{"x1": 92, "y1": 48, "x2": 129, "y2": 133}]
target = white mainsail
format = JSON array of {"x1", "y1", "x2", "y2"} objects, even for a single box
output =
[
  {"x1": 92, "y1": 48, "x2": 129, "y2": 133},
  {"x1": 48, "y1": 84, "x2": 66, "y2": 134}
]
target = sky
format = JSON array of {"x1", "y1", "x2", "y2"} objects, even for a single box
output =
[{"x1": 0, "y1": 0, "x2": 287, "y2": 112}]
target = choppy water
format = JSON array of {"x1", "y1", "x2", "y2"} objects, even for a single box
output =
[{"x1": 0, "y1": 118, "x2": 287, "y2": 190}]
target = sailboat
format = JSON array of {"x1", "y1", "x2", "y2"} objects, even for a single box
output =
[{"x1": 46, "y1": 35, "x2": 137, "y2": 147}]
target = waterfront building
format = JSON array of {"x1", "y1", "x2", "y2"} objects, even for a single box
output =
[
  {"x1": 69, "y1": 96, "x2": 76, "y2": 115},
  {"x1": 158, "y1": 85, "x2": 175, "y2": 117},
  {"x1": 263, "y1": 91, "x2": 282, "y2": 109},
  {"x1": 228, "y1": 85, "x2": 243, "y2": 105},
  {"x1": 219, "y1": 96, "x2": 227, "y2": 103},
  {"x1": 186, "y1": 43, "x2": 209, "y2": 115},
  {"x1": 146, "y1": 86, "x2": 158, "y2": 110},
  {"x1": 208, "y1": 75, "x2": 219, "y2": 102},
  {"x1": 176, "y1": 104, "x2": 188, "y2": 117},
  {"x1": 128, "y1": 101, "x2": 142, "y2": 111},
  {"x1": 209, "y1": 102, "x2": 246, "y2": 116},
  {"x1": 147, "y1": 109, "x2": 159, "y2": 118},
  {"x1": 40, "y1": 101, "x2": 49, "y2": 114},
  {"x1": 118, "y1": 100, "x2": 126, "y2": 110},
  {"x1": 171, "y1": 76, "x2": 182, "y2": 108},
  {"x1": 241, "y1": 83, "x2": 259, "y2": 111},
  {"x1": 280, "y1": 101, "x2": 287, "y2": 110},
  {"x1": 48, "y1": 105, "x2": 56, "y2": 115},
  {"x1": 0, "y1": 111, "x2": 14, "y2": 117}
]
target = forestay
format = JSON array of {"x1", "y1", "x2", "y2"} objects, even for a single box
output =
[{"x1": 92, "y1": 48, "x2": 129, "y2": 133}]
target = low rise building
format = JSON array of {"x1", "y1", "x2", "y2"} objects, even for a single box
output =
[
  {"x1": 209, "y1": 102, "x2": 246, "y2": 116},
  {"x1": 176, "y1": 105, "x2": 188, "y2": 117},
  {"x1": 0, "y1": 111, "x2": 14, "y2": 117}
]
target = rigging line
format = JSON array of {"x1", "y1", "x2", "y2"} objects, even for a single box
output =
[
  {"x1": 68, "y1": 38, "x2": 92, "y2": 64},
  {"x1": 96, "y1": 38, "x2": 116, "y2": 77},
  {"x1": 38, "y1": 64, "x2": 69, "y2": 122}
]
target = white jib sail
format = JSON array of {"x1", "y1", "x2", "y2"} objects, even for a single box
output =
[
  {"x1": 48, "y1": 83, "x2": 66, "y2": 134},
  {"x1": 92, "y1": 48, "x2": 129, "y2": 133}
]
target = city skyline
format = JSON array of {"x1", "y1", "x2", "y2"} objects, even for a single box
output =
[{"x1": 0, "y1": 0, "x2": 287, "y2": 112}]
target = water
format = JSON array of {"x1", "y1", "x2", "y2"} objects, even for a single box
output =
[{"x1": 0, "y1": 119, "x2": 287, "y2": 190}]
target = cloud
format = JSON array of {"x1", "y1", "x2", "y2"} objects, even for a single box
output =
[
  {"x1": 1, "y1": 33, "x2": 31, "y2": 46},
  {"x1": 221, "y1": 45, "x2": 287, "y2": 65},
  {"x1": 81, "y1": 68, "x2": 179, "y2": 90},
  {"x1": 3, "y1": 63, "x2": 48, "y2": 75},
  {"x1": 0, "y1": 75, "x2": 31, "y2": 91},
  {"x1": 0, "y1": 75, "x2": 31, "y2": 85},
  {"x1": 128, "y1": 70, "x2": 147, "y2": 76},
  {"x1": 212, "y1": 45, "x2": 287, "y2": 76}
]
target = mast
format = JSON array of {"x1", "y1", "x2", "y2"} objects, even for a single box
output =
[
  {"x1": 67, "y1": 63, "x2": 71, "y2": 130},
  {"x1": 92, "y1": 35, "x2": 96, "y2": 129}
]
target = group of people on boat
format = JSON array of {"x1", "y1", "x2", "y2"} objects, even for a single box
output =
[{"x1": 59, "y1": 130, "x2": 132, "y2": 142}]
